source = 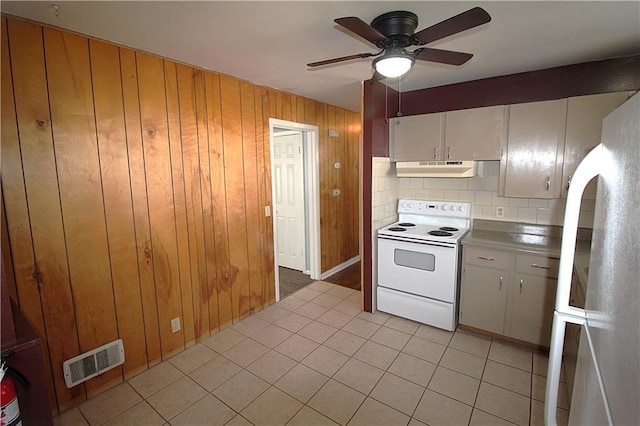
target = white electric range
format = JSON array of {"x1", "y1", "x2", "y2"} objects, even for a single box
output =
[{"x1": 377, "y1": 199, "x2": 470, "y2": 331}]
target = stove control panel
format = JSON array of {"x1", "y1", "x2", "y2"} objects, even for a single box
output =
[{"x1": 397, "y1": 199, "x2": 470, "y2": 218}]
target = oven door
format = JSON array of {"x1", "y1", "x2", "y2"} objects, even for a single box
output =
[{"x1": 377, "y1": 236, "x2": 458, "y2": 303}]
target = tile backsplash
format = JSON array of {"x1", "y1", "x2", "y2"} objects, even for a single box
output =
[{"x1": 372, "y1": 158, "x2": 595, "y2": 230}]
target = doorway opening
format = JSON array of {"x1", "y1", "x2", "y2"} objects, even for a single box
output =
[{"x1": 269, "y1": 119, "x2": 320, "y2": 301}]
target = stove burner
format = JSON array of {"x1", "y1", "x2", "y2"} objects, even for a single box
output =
[
  {"x1": 388, "y1": 227, "x2": 407, "y2": 232},
  {"x1": 429, "y1": 230, "x2": 453, "y2": 237},
  {"x1": 439, "y1": 227, "x2": 458, "y2": 232},
  {"x1": 398, "y1": 222, "x2": 416, "y2": 227}
]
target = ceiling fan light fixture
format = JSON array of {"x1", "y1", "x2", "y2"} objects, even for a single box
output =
[{"x1": 373, "y1": 52, "x2": 414, "y2": 78}]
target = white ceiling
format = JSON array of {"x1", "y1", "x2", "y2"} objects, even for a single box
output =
[{"x1": 2, "y1": 1, "x2": 639, "y2": 112}]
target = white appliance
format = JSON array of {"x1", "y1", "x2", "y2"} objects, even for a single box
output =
[
  {"x1": 377, "y1": 199, "x2": 470, "y2": 331},
  {"x1": 545, "y1": 92, "x2": 639, "y2": 425}
]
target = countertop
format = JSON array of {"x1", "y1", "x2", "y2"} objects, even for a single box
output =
[{"x1": 462, "y1": 219, "x2": 592, "y2": 258}]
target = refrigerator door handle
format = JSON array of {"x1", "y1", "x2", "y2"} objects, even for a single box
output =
[{"x1": 545, "y1": 144, "x2": 602, "y2": 426}]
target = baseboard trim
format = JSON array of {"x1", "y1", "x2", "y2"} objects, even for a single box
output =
[{"x1": 319, "y1": 256, "x2": 360, "y2": 280}]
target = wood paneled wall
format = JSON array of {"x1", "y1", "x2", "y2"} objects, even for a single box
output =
[{"x1": 0, "y1": 16, "x2": 360, "y2": 413}]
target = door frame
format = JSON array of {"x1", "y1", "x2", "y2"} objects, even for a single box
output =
[{"x1": 269, "y1": 118, "x2": 320, "y2": 301}]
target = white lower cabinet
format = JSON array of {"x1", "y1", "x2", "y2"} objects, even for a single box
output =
[
  {"x1": 460, "y1": 264, "x2": 509, "y2": 335},
  {"x1": 508, "y1": 273, "x2": 557, "y2": 345},
  {"x1": 460, "y1": 245, "x2": 559, "y2": 346}
]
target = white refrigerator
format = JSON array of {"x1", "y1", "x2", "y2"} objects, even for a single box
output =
[{"x1": 545, "y1": 92, "x2": 639, "y2": 425}]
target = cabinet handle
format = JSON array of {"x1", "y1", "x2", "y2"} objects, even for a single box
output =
[
  {"x1": 499, "y1": 276, "x2": 503, "y2": 290},
  {"x1": 530, "y1": 264, "x2": 550, "y2": 269},
  {"x1": 567, "y1": 175, "x2": 572, "y2": 190},
  {"x1": 546, "y1": 176, "x2": 551, "y2": 191},
  {"x1": 447, "y1": 146, "x2": 451, "y2": 159},
  {"x1": 433, "y1": 147, "x2": 437, "y2": 160},
  {"x1": 477, "y1": 256, "x2": 495, "y2": 261},
  {"x1": 519, "y1": 279, "x2": 524, "y2": 293}
]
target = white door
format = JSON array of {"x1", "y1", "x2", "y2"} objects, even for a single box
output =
[{"x1": 274, "y1": 132, "x2": 305, "y2": 271}]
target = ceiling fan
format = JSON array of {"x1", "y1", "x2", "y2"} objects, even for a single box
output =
[{"x1": 308, "y1": 7, "x2": 491, "y2": 78}]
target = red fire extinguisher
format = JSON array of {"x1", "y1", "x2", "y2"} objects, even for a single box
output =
[{"x1": 1, "y1": 360, "x2": 23, "y2": 426}]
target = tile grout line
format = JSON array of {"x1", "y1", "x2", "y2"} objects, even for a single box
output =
[{"x1": 67, "y1": 281, "x2": 559, "y2": 426}]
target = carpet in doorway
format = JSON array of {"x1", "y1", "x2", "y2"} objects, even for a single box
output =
[{"x1": 279, "y1": 267, "x2": 314, "y2": 298}]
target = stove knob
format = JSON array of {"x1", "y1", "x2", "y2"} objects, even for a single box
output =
[
  {"x1": 441, "y1": 205, "x2": 448, "y2": 211},
  {"x1": 458, "y1": 206, "x2": 464, "y2": 212}
]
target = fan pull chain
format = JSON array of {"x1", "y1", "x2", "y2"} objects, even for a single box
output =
[
  {"x1": 384, "y1": 82, "x2": 388, "y2": 124},
  {"x1": 397, "y1": 77, "x2": 402, "y2": 117}
]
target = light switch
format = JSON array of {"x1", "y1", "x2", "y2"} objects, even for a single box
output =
[{"x1": 265, "y1": 206, "x2": 271, "y2": 217}]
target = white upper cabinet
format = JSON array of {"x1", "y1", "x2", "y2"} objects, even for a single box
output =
[
  {"x1": 389, "y1": 106, "x2": 506, "y2": 161},
  {"x1": 389, "y1": 113, "x2": 444, "y2": 161},
  {"x1": 389, "y1": 93, "x2": 633, "y2": 197},
  {"x1": 444, "y1": 105, "x2": 507, "y2": 160},
  {"x1": 500, "y1": 99, "x2": 568, "y2": 199},
  {"x1": 562, "y1": 92, "x2": 631, "y2": 198}
]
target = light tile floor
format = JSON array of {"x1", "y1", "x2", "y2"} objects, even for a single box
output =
[{"x1": 54, "y1": 281, "x2": 570, "y2": 426}]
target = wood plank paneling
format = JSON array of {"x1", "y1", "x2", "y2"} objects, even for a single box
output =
[
  {"x1": 349, "y1": 112, "x2": 360, "y2": 259},
  {"x1": 175, "y1": 63, "x2": 208, "y2": 340},
  {"x1": 165, "y1": 62, "x2": 197, "y2": 346},
  {"x1": 136, "y1": 52, "x2": 184, "y2": 357},
  {"x1": 253, "y1": 87, "x2": 268, "y2": 306},
  {"x1": 205, "y1": 72, "x2": 233, "y2": 328},
  {"x1": 1, "y1": 16, "x2": 361, "y2": 413},
  {"x1": 326, "y1": 106, "x2": 339, "y2": 269},
  {"x1": 119, "y1": 48, "x2": 162, "y2": 366},
  {"x1": 220, "y1": 76, "x2": 251, "y2": 321},
  {"x1": 240, "y1": 82, "x2": 264, "y2": 311},
  {"x1": 43, "y1": 27, "x2": 122, "y2": 397},
  {"x1": 259, "y1": 88, "x2": 276, "y2": 303},
  {"x1": 89, "y1": 39, "x2": 148, "y2": 378},
  {"x1": 335, "y1": 110, "x2": 347, "y2": 261},
  {"x1": 1, "y1": 17, "x2": 59, "y2": 412},
  {"x1": 194, "y1": 69, "x2": 220, "y2": 334},
  {"x1": 316, "y1": 104, "x2": 329, "y2": 272},
  {"x1": 8, "y1": 19, "x2": 86, "y2": 410}
]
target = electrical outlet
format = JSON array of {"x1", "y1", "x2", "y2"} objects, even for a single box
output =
[
  {"x1": 171, "y1": 317, "x2": 181, "y2": 333},
  {"x1": 496, "y1": 206, "x2": 505, "y2": 218}
]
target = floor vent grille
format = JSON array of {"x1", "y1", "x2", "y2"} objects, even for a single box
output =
[{"x1": 63, "y1": 339, "x2": 124, "y2": 388}]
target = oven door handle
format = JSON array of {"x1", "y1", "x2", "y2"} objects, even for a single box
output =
[{"x1": 377, "y1": 235, "x2": 455, "y2": 249}]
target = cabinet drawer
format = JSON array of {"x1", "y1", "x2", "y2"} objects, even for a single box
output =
[
  {"x1": 464, "y1": 246, "x2": 511, "y2": 270},
  {"x1": 516, "y1": 254, "x2": 559, "y2": 277}
]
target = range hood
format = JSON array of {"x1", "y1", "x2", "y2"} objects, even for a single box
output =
[{"x1": 395, "y1": 160, "x2": 477, "y2": 178}]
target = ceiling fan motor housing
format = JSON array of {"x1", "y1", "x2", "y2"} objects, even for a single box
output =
[{"x1": 371, "y1": 11, "x2": 418, "y2": 45}]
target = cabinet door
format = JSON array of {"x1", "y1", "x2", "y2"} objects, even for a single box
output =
[
  {"x1": 502, "y1": 99, "x2": 567, "y2": 198},
  {"x1": 562, "y1": 92, "x2": 630, "y2": 198},
  {"x1": 508, "y1": 273, "x2": 556, "y2": 345},
  {"x1": 389, "y1": 113, "x2": 444, "y2": 161},
  {"x1": 445, "y1": 105, "x2": 506, "y2": 160},
  {"x1": 460, "y1": 264, "x2": 508, "y2": 334}
]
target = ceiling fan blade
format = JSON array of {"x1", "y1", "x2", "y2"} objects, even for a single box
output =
[
  {"x1": 335, "y1": 17, "x2": 388, "y2": 47},
  {"x1": 414, "y1": 48, "x2": 473, "y2": 66},
  {"x1": 412, "y1": 7, "x2": 491, "y2": 45},
  {"x1": 307, "y1": 52, "x2": 376, "y2": 67}
]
